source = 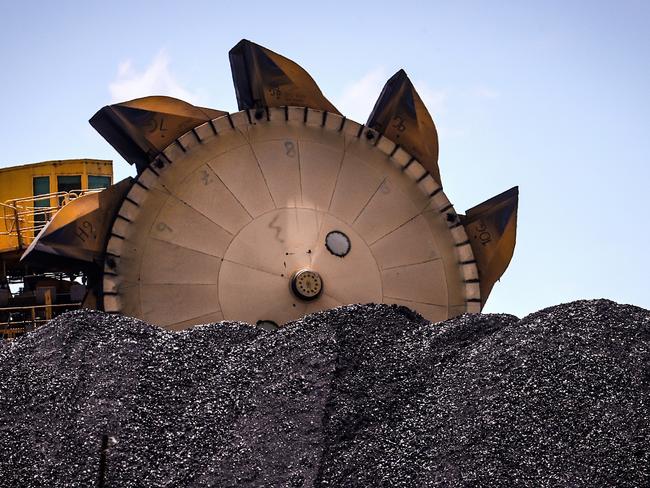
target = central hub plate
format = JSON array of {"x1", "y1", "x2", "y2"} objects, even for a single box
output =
[
  {"x1": 218, "y1": 208, "x2": 382, "y2": 326},
  {"x1": 291, "y1": 269, "x2": 323, "y2": 301}
]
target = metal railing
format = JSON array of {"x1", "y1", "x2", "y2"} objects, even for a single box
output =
[
  {"x1": 0, "y1": 302, "x2": 82, "y2": 339},
  {"x1": 0, "y1": 189, "x2": 102, "y2": 249}
]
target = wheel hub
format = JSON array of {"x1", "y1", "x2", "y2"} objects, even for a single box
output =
[{"x1": 291, "y1": 269, "x2": 323, "y2": 301}]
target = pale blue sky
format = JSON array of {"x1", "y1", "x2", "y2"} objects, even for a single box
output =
[{"x1": 1, "y1": 1, "x2": 648, "y2": 316}]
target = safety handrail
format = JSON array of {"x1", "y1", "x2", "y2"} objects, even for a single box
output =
[
  {"x1": 0, "y1": 189, "x2": 104, "y2": 248},
  {"x1": 0, "y1": 302, "x2": 82, "y2": 312},
  {"x1": 0, "y1": 302, "x2": 82, "y2": 339}
]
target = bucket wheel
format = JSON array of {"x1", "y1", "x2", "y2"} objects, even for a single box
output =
[{"x1": 23, "y1": 40, "x2": 518, "y2": 330}]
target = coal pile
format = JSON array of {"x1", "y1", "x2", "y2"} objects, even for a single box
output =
[{"x1": 0, "y1": 299, "x2": 648, "y2": 487}]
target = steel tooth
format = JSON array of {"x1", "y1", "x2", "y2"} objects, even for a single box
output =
[
  {"x1": 89, "y1": 96, "x2": 227, "y2": 173},
  {"x1": 367, "y1": 70, "x2": 441, "y2": 185},
  {"x1": 229, "y1": 39, "x2": 340, "y2": 114},
  {"x1": 461, "y1": 187, "x2": 519, "y2": 306},
  {"x1": 20, "y1": 178, "x2": 133, "y2": 271}
]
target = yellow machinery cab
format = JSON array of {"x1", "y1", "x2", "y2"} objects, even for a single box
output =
[
  {"x1": 0, "y1": 159, "x2": 113, "y2": 338},
  {"x1": 1, "y1": 159, "x2": 113, "y2": 253}
]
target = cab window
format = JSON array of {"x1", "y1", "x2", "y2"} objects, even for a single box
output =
[
  {"x1": 57, "y1": 175, "x2": 81, "y2": 193},
  {"x1": 88, "y1": 175, "x2": 111, "y2": 190},
  {"x1": 57, "y1": 175, "x2": 81, "y2": 205},
  {"x1": 33, "y1": 176, "x2": 50, "y2": 224}
]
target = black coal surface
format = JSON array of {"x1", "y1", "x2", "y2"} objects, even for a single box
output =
[{"x1": 0, "y1": 299, "x2": 648, "y2": 487}]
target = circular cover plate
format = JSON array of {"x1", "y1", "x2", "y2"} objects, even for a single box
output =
[
  {"x1": 291, "y1": 269, "x2": 323, "y2": 301},
  {"x1": 103, "y1": 108, "x2": 479, "y2": 329}
]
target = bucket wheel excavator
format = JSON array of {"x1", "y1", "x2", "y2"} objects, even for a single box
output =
[{"x1": 22, "y1": 40, "x2": 518, "y2": 330}]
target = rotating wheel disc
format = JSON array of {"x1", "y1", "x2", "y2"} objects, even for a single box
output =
[{"x1": 103, "y1": 108, "x2": 480, "y2": 330}]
